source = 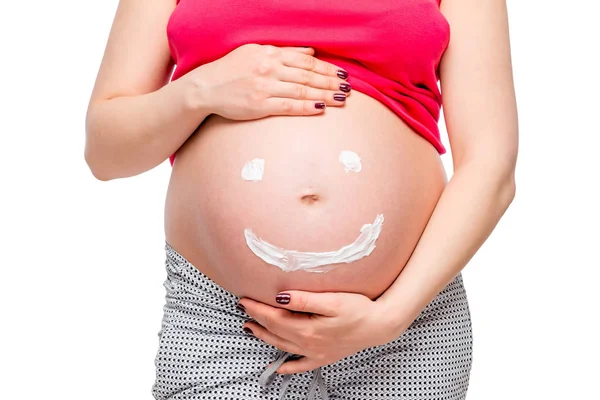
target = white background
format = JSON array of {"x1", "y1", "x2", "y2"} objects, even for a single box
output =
[{"x1": 1, "y1": 0, "x2": 598, "y2": 398}]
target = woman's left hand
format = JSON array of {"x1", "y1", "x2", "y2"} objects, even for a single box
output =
[{"x1": 238, "y1": 290, "x2": 406, "y2": 374}]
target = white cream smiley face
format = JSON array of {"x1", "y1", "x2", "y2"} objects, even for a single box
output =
[{"x1": 240, "y1": 150, "x2": 384, "y2": 273}]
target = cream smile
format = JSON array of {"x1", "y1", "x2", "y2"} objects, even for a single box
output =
[{"x1": 244, "y1": 214, "x2": 384, "y2": 273}]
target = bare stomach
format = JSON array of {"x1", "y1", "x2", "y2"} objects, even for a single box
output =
[{"x1": 164, "y1": 90, "x2": 447, "y2": 306}]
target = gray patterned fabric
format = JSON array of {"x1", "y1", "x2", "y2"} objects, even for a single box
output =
[{"x1": 152, "y1": 242, "x2": 473, "y2": 399}]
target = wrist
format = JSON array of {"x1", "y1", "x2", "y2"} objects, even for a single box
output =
[
  {"x1": 179, "y1": 67, "x2": 215, "y2": 115},
  {"x1": 374, "y1": 296, "x2": 414, "y2": 343}
]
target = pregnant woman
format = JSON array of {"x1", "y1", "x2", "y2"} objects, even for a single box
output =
[{"x1": 85, "y1": 0, "x2": 518, "y2": 399}]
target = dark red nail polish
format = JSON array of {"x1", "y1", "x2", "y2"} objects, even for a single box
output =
[
  {"x1": 276, "y1": 293, "x2": 291, "y2": 304},
  {"x1": 243, "y1": 327, "x2": 253, "y2": 335},
  {"x1": 337, "y1": 70, "x2": 349, "y2": 80},
  {"x1": 236, "y1": 303, "x2": 246, "y2": 312},
  {"x1": 333, "y1": 93, "x2": 346, "y2": 101},
  {"x1": 315, "y1": 102, "x2": 326, "y2": 109},
  {"x1": 339, "y1": 83, "x2": 351, "y2": 93}
]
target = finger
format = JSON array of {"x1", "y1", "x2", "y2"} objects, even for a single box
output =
[
  {"x1": 276, "y1": 355, "x2": 320, "y2": 375},
  {"x1": 263, "y1": 97, "x2": 327, "y2": 116},
  {"x1": 243, "y1": 322, "x2": 304, "y2": 355},
  {"x1": 240, "y1": 298, "x2": 311, "y2": 337},
  {"x1": 279, "y1": 46, "x2": 315, "y2": 55},
  {"x1": 275, "y1": 291, "x2": 341, "y2": 316},
  {"x1": 280, "y1": 51, "x2": 348, "y2": 80},
  {"x1": 269, "y1": 82, "x2": 347, "y2": 106},
  {"x1": 277, "y1": 66, "x2": 352, "y2": 94}
]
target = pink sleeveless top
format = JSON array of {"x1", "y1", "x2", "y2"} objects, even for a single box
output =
[{"x1": 167, "y1": 0, "x2": 450, "y2": 165}]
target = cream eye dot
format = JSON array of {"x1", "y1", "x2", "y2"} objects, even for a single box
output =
[
  {"x1": 339, "y1": 150, "x2": 362, "y2": 172},
  {"x1": 241, "y1": 158, "x2": 265, "y2": 181}
]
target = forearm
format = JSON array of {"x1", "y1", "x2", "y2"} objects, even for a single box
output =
[
  {"x1": 376, "y1": 161, "x2": 516, "y2": 337},
  {"x1": 84, "y1": 74, "x2": 211, "y2": 181}
]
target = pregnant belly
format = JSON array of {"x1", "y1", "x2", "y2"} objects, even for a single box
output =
[{"x1": 164, "y1": 90, "x2": 447, "y2": 306}]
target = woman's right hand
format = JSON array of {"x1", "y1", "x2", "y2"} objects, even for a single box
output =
[{"x1": 185, "y1": 44, "x2": 352, "y2": 120}]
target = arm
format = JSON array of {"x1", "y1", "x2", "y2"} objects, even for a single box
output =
[
  {"x1": 84, "y1": 0, "x2": 347, "y2": 181},
  {"x1": 376, "y1": 0, "x2": 518, "y2": 334},
  {"x1": 232, "y1": 0, "x2": 518, "y2": 375},
  {"x1": 84, "y1": 0, "x2": 210, "y2": 181}
]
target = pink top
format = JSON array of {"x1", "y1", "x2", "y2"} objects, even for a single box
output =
[{"x1": 167, "y1": 0, "x2": 450, "y2": 165}]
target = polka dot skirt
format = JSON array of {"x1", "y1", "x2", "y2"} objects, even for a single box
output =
[{"x1": 152, "y1": 242, "x2": 473, "y2": 399}]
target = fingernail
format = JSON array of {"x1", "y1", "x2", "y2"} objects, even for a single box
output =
[
  {"x1": 315, "y1": 102, "x2": 326, "y2": 109},
  {"x1": 339, "y1": 83, "x2": 351, "y2": 93},
  {"x1": 333, "y1": 93, "x2": 346, "y2": 102},
  {"x1": 337, "y1": 70, "x2": 349, "y2": 80},
  {"x1": 243, "y1": 327, "x2": 253, "y2": 335},
  {"x1": 276, "y1": 293, "x2": 291, "y2": 304},
  {"x1": 236, "y1": 303, "x2": 246, "y2": 312}
]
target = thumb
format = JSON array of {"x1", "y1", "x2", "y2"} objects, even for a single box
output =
[{"x1": 275, "y1": 290, "x2": 340, "y2": 316}]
